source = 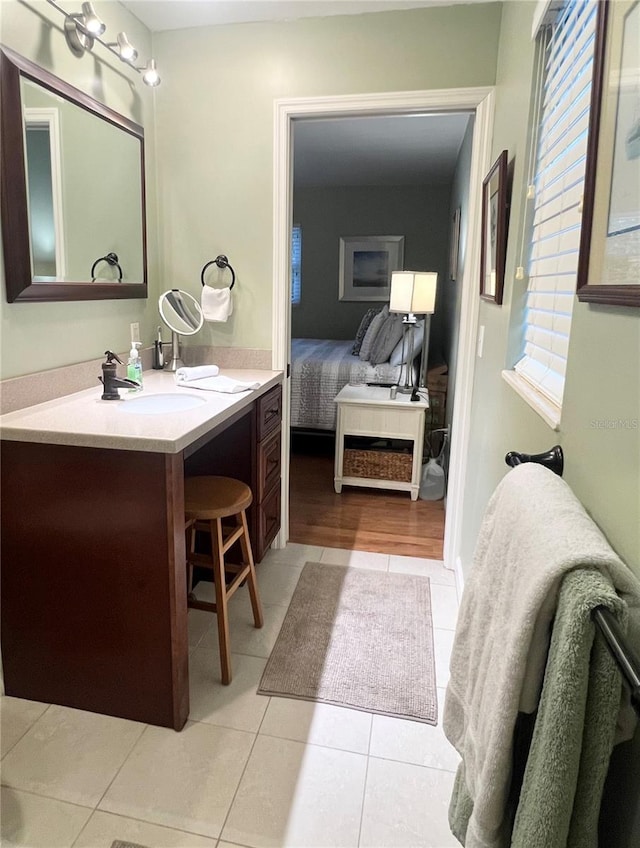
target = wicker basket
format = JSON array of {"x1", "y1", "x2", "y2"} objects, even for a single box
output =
[{"x1": 343, "y1": 448, "x2": 412, "y2": 482}]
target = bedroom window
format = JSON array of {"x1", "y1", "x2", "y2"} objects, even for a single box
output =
[
  {"x1": 503, "y1": 0, "x2": 598, "y2": 429},
  {"x1": 291, "y1": 224, "x2": 302, "y2": 306}
]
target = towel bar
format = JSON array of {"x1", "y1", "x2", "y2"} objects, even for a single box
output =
[
  {"x1": 200, "y1": 254, "x2": 236, "y2": 289},
  {"x1": 504, "y1": 445, "x2": 563, "y2": 476},
  {"x1": 593, "y1": 607, "x2": 640, "y2": 717},
  {"x1": 506, "y1": 445, "x2": 640, "y2": 717}
]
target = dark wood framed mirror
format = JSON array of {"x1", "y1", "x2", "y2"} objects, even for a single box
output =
[{"x1": 0, "y1": 45, "x2": 147, "y2": 303}]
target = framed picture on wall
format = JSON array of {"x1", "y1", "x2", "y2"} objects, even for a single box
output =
[
  {"x1": 338, "y1": 235, "x2": 405, "y2": 301},
  {"x1": 449, "y1": 207, "x2": 461, "y2": 281},
  {"x1": 480, "y1": 150, "x2": 509, "y2": 304},
  {"x1": 577, "y1": 0, "x2": 640, "y2": 306}
]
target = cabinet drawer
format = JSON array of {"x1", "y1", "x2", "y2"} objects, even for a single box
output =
[
  {"x1": 258, "y1": 425, "x2": 281, "y2": 501},
  {"x1": 340, "y1": 403, "x2": 422, "y2": 441},
  {"x1": 258, "y1": 481, "x2": 281, "y2": 558},
  {"x1": 256, "y1": 384, "x2": 282, "y2": 441}
]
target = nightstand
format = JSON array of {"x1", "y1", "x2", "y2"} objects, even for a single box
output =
[{"x1": 333, "y1": 385, "x2": 429, "y2": 501}]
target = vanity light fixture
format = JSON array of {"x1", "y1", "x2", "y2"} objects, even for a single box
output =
[
  {"x1": 77, "y1": 2, "x2": 105, "y2": 35},
  {"x1": 45, "y1": 0, "x2": 161, "y2": 86},
  {"x1": 108, "y1": 32, "x2": 138, "y2": 64},
  {"x1": 63, "y1": 1, "x2": 105, "y2": 55},
  {"x1": 141, "y1": 59, "x2": 160, "y2": 87}
]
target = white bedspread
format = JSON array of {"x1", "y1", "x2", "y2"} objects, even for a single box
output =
[{"x1": 290, "y1": 338, "x2": 402, "y2": 431}]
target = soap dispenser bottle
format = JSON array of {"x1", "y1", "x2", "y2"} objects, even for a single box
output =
[{"x1": 127, "y1": 343, "x2": 143, "y2": 390}]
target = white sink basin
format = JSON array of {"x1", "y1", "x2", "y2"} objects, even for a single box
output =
[{"x1": 118, "y1": 393, "x2": 207, "y2": 414}]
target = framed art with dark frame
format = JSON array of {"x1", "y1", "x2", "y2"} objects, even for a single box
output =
[
  {"x1": 338, "y1": 235, "x2": 404, "y2": 301},
  {"x1": 577, "y1": 0, "x2": 640, "y2": 307},
  {"x1": 480, "y1": 150, "x2": 508, "y2": 304}
]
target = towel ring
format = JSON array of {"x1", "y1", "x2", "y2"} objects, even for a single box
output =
[
  {"x1": 91, "y1": 252, "x2": 123, "y2": 282},
  {"x1": 200, "y1": 255, "x2": 236, "y2": 290}
]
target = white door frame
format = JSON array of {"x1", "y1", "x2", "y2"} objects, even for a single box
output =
[
  {"x1": 272, "y1": 87, "x2": 495, "y2": 571},
  {"x1": 23, "y1": 107, "x2": 67, "y2": 280}
]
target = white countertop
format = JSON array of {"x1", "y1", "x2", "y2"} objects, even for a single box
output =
[{"x1": 0, "y1": 369, "x2": 283, "y2": 454}]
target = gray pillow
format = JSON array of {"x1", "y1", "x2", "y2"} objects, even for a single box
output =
[
  {"x1": 351, "y1": 307, "x2": 381, "y2": 355},
  {"x1": 358, "y1": 305, "x2": 388, "y2": 361},
  {"x1": 369, "y1": 313, "x2": 405, "y2": 365}
]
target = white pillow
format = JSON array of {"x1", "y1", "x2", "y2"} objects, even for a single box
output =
[
  {"x1": 358, "y1": 305, "x2": 389, "y2": 361},
  {"x1": 389, "y1": 320, "x2": 425, "y2": 366}
]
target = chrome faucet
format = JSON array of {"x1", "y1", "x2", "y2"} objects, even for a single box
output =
[{"x1": 99, "y1": 350, "x2": 140, "y2": 400}]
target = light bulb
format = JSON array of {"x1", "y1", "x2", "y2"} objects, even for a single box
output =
[
  {"x1": 80, "y1": 2, "x2": 105, "y2": 35},
  {"x1": 117, "y1": 32, "x2": 137, "y2": 62},
  {"x1": 142, "y1": 59, "x2": 161, "y2": 87}
]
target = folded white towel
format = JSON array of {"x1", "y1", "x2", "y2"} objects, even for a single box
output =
[
  {"x1": 201, "y1": 285, "x2": 233, "y2": 322},
  {"x1": 175, "y1": 365, "x2": 220, "y2": 382},
  {"x1": 176, "y1": 375, "x2": 260, "y2": 394}
]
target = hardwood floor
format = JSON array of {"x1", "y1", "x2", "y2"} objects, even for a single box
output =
[{"x1": 288, "y1": 441, "x2": 445, "y2": 559}]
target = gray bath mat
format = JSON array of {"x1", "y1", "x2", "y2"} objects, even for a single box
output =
[{"x1": 258, "y1": 562, "x2": 438, "y2": 724}]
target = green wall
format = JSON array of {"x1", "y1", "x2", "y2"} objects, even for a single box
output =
[
  {"x1": 0, "y1": 0, "x2": 158, "y2": 379},
  {"x1": 458, "y1": 7, "x2": 639, "y2": 839},
  {"x1": 459, "y1": 0, "x2": 639, "y2": 579},
  {"x1": 153, "y1": 4, "x2": 503, "y2": 352},
  {"x1": 1, "y1": 2, "x2": 502, "y2": 378},
  {"x1": 292, "y1": 183, "x2": 450, "y2": 347},
  {"x1": 1, "y1": 2, "x2": 637, "y2": 836},
  {"x1": 3, "y1": 0, "x2": 634, "y2": 578}
]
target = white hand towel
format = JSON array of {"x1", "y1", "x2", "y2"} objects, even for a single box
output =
[
  {"x1": 201, "y1": 285, "x2": 233, "y2": 322},
  {"x1": 175, "y1": 365, "x2": 220, "y2": 382},
  {"x1": 176, "y1": 375, "x2": 260, "y2": 393}
]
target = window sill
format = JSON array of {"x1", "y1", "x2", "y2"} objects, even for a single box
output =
[{"x1": 501, "y1": 370, "x2": 561, "y2": 431}]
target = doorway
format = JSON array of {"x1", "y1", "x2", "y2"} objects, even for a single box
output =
[
  {"x1": 272, "y1": 87, "x2": 495, "y2": 576},
  {"x1": 288, "y1": 111, "x2": 473, "y2": 557}
]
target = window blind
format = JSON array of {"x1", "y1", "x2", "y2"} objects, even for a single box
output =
[
  {"x1": 291, "y1": 224, "x2": 301, "y2": 305},
  {"x1": 515, "y1": 0, "x2": 597, "y2": 407}
]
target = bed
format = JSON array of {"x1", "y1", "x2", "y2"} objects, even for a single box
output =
[{"x1": 290, "y1": 338, "x2": 404, "y2": 431}]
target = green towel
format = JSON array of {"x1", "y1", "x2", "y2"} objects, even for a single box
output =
[
  {"x1": 511, "y1": 569, "x2": 626, "y2": 848},
  {"x1": 449, "y1": 763, "x2": 473, "y2": 845}
]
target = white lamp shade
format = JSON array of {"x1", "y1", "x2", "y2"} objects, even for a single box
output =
[{"x1": 389, "y1": 271, "x2": 438, "y2": 314}]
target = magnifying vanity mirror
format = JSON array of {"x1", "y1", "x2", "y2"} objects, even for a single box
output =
[
  {"x1": 0, "y1": 46, "x2": 147, "y2": 302},
  {"x1": 159, "y1": 289, "x2": 204, "y2": 371}
]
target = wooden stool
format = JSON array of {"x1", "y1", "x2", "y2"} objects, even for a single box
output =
[{"x1": 184, "y1": 476, "x2": 263, "y2": 685}]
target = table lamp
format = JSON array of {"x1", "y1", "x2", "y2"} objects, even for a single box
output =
[{"x1": 389, "y1": 271, "x2": 438, "y2": 392}]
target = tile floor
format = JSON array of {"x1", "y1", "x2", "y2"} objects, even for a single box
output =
[{"x1": 0, "y1": 544, "x2": 461, "y2": 848}]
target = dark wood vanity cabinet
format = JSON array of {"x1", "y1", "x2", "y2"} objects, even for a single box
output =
[
  {"x1": 183, "y1": 383, "x2": 282, "y2": 563},
  {"x1": 1, "y1": 379, "x2": 282, "y2": 730},
  {"x1": 254, "y1": 384, "x2": 282, "y2": 560}
]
